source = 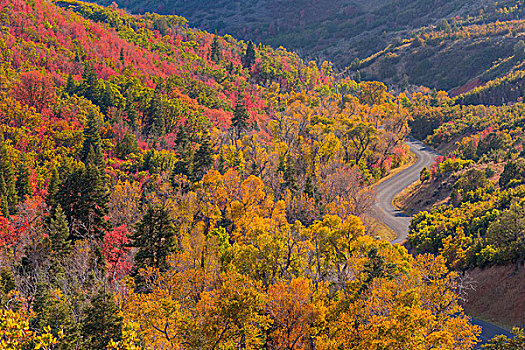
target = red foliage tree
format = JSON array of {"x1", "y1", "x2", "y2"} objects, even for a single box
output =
[
  {"x1": 12, "y1": 71, "x2": 56, "y2": 114},
  {"x1": 102, "y1": 224, "x2": 132, "y2": 279}
]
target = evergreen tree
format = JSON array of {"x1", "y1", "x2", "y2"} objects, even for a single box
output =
[
  {"x1": 101, "y1": 82, "x2": 115, "y2": 113},
  {"x1": 115, "y1": 132, "x2": 138, "y2": 159},
  {"x1": 81, "y1": 110, "x2": 104, "y2": 169},
  {"x1": 47, "y1": 204, "x2": 72, "y2": 261},
  {"x1": 210, "y1": 36, "x2": 221, "y2": 63},
  {"x1": 46, "y1": 166, "x2": 60, "y2": 214},
  {"x1": 193, "y1": 132, "x2": 214, "y2": 180},
  {"x1": 231, "y1": 98, "x2": 249, "y2": 138},
  {"x1": 81, "y1": 61, "x2": 100, "y2": 103},
  {"x1": 15, "y1": 158, "x2": 31, "y2": 202},
  {"x1": 147, "y1": 91, "x2": 167, "y2": 137},
  {"x1": 125, "y1": 90, "x2": 138, "y2": 130},
  {"x1": 243, "y1": 40, "x2": 256, "y2": 68},
  {"x1": 0, "y1": 137, "x2": 17, "y2": 215},
  {"x1": 32, "y1": 283, "x2": 80, "y2": 350},
  {"x1": 54, "y1": 162, "x2": 109, "y2": 240},
  {"x1": 119, "y1": 47, "x2": 125, "y2": 63},
  {"x1": 0, "y1": 176, "x2": 9, "y2": 218},
  {"x1": 0, "y1": 267, "x2": 15, "y2": 308},
  {"x1": 65, "y1": 73, "x2": 76, "y2": 95},
  {"x1": 172, "y1": 125, "x2": 194, "y2": 181},
  {"x1": 82, "y1": 289, "x2": 123, "y2": 350},
  {"x1": 355, "y1": 70, "x2": 362, "y2": 83},
  {"x1": 129, "y1": 206, "x2": 178, "y2": 275},
  {"x1": 278, "y1": 155, "x2": 298, "y2": 192}
]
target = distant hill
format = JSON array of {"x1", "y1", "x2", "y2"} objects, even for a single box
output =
[
  {"x1": 359, "y1": 20, "x2": 525, "y2": 92},
  {"x1": 91, "y1": 0, "x2": 516, "y2": 70}
]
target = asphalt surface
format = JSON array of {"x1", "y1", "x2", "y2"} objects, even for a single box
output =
[
  {"x1": 372, "y1": 137, "x2": 513, "y2": 347},
  {"x1": 373, "y1": 137, "x2": 439, "y2": 244}
]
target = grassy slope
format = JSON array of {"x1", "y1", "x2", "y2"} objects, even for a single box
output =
[{"x1": 464, "y1": 265, "x2": 525, "y2": 330}]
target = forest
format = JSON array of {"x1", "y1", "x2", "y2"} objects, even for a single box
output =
[{"x1": 3, "y1": 0, "x2": 525, "y2": 349}]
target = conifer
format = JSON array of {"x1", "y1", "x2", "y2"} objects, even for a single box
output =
[
  {"x1": 129, "y1": 206, "x2": 178, "y2": 274},
  {"x1": 83, "y1": 289, "x2": 123, "y2": 350},
  {"x1": 243, "y1": 40, "x2": 256, "y2": 68}
]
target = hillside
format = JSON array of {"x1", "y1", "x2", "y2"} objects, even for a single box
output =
[
  {"x1": 359, "y1": 22, "x2": 520, "y2": 92},
  {"x1": 91, "y1": 0, "x2": 517, "y2": 70},
  {"x1": 0, "y1": 0, "x2": 488, "y2": 349}
]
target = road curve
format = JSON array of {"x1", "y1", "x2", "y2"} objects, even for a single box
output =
[
  {"x1": 373, "y1": 137, "x2": 439, "y2": 244},
  {"x1": 372, "y1": 137, "x2": 513, "y2": 347}
]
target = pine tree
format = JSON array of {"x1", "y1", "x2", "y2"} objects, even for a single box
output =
[
  {"x1": 65, "y1": 73, "x2": 76, "y2": 95},
  {"x1": 119, "y1": 47, "x2": 125, "y2": 63},
  {"x1": 15, "y1": 158, "x2": 31, "y2": 202},
  {"x1": 0, "y1": 138, "x2": 17, "y2": 215},
  {"x1": 81, "y1": 62, "x2": 100, "y2": 103},
  {"x1": 172, "y1": 125, "x2": 194, "y2": 181},
  {"x1": 48, "y1": 204, "x2": 72, "y2": 261},
  {"x1": 115, "y1": 132, "x2": 138, "y2": 159},
  {"x1": 231, "y1": 97, "x2": 249, "y2": 138},
  {"x1": 243, "y1": 40, "x2": 256, "y2": 68},
  {"x1": 81, "y1": 110, "x2": 104, "y2": 170},
  {"x1": 54, "y1": 162, "x2": 109, "y2": 240},
  {"x1": 194, "y1": 132, "x2": 214, "y2": 180},
  {"x1": 101, "y1": 82, "x2": 115, "y2": 113},
  {"x1": 147, "y1": 91, "x2": 166, "y2": 137},
  {"x1": 125, "y1": 90, "x2": 138, "y2": 130},
  {"x1": 0, "y1": 177, "x2": 8, "y2": 218},
  {"x1": 210, "y1": 36, "x2": 221, "y2": 63},
  {"x1": 46, "y1": 166, "x2": 60, "y2": 214},
  {"x1": 33, "y1": 283, "x2": 80, "y2": 350},
  {"x1": 227, "y1": 62, "x2": 234, "y2": 73},
  {"x1": 82, "y1": 289, "x2": 123, "y2": 350},
  {"x1": 129, "y1": 206, "x2": 178, "y2": 275},
  {"x1": 55, "y1": 112, "x2": 109, "y2": 240},
  {"x1": 278, "y1": 155, "x2": 298, "y2": 192}
]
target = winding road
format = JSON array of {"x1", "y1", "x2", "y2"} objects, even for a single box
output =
[
  {"x1": 373, "y1": 137, "x2": 439, "y2": 244},
  {"x1": 372, "y1": 137, "x2": 512, "y2": 347}
]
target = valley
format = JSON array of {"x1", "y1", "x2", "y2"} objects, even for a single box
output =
[{"x1": 0, "y1": 0, "x2": 525, "y2": 348}]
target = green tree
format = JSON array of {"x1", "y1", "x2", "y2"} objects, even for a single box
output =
[
  {"x1": 47, "y1": 204, "x2": 72, "y2": 261},
  {"x1": 65, "y1": 73, "x2": 76, "y2": 95},
  {"x1": 115, "y1": 132, "x2": 138, "y2": 159},
  {"x1": 101, "y1": 81, "x2": 115, "y2": 113},
  {"x1": 210, "y1": 36, "x2": 221, "y2": 63},
  {"x1": 81, "y1": 110, "x2": 104, "y2": 169},
  {"x1": 32, "y1": 283, "x2": 80, "y2": 350},
  {"x1": 15, "y1": 158, "x2": 31, "y2": 202},
  {"x1": 54, "y1": 162, "x2": 109, "y2": 240},
  {"x1": 243, "y1": 40, "x2": 256, "y2": 68},
  {"x1": 81, "y1": 61, "x2": 100, "y2": 103},
  {"x1": 147, "y1": 89, "x2": 167, "y2": 137},
  {"x1": 487, "y1": 202, "x2": 525, "y2": 264},
  {"x1": 172, "y1": 125, "x2": 194, "y2": 181},
  {"x1": 231, "y1": 98, "x2": 249, "y2": 138},
  {"x1": 0, "y1": 138, "x2": 17, "y2": 216},
  {"x1": 125, "y1": 90, "x2": 138, "y2": 130},
  {"x1": 193, "y1": 132, "x2": 214, "y2": 180},
  {"x1": 484, "y1": 328, "x2": 525, "y2": 349},
  {"x1": 499, "y1": 158, "x2": 525, "y2": 188},
  {"x1": 130, "y1": 206, "x2": 178, "y2": 275},
  {"x1": 82, "y1": 289, "x2": 123, "y2": 350}
]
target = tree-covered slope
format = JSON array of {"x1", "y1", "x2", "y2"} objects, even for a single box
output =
[
  {"x1": 91, "y1": 0, "x2": 516, "y2": 69},
  {"x1": 0, "y1": 0, "x2": 485, "y2": 348}
]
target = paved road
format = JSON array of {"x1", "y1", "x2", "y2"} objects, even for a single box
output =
[
  {"x1": 373, "y1": 137, "x2": 439, "y2": 244},
  {"x1": 372, "y1": 137, "x2": 513, "y2": 347}
]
